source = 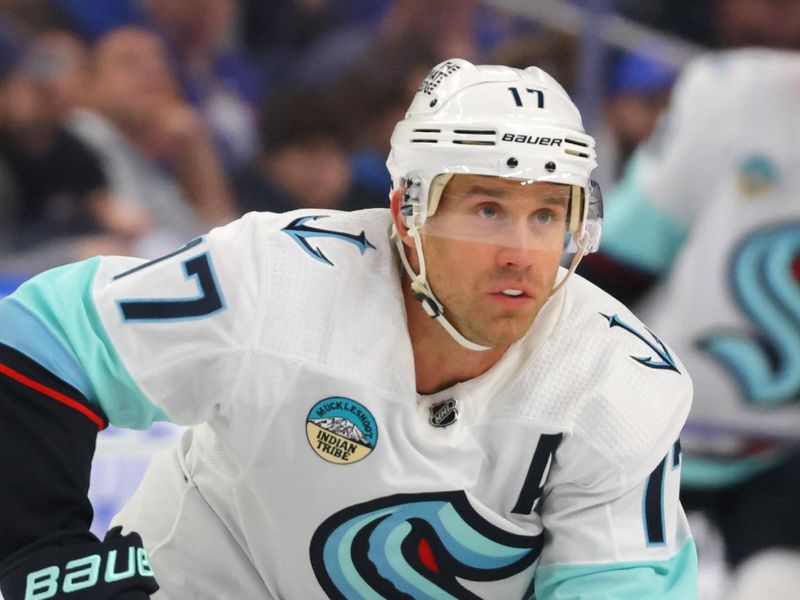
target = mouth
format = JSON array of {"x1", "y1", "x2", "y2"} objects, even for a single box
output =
[
  {"x1": 499, "y1": 288, "x2": 525, "y2": 297},
  {"x1": 488, "y1": 286, "x2": 535, "y2": 306}
]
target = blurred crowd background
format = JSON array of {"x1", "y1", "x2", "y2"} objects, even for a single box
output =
[
  {"x1": 0, "y1": 0, "x2": 796, "y2": 276},
  {"x1": 1, "y1": 1, "x2": 799, "y2": 599}
]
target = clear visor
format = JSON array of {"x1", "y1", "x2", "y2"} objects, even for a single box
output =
[{"x1": 418, "y1": 177, "x2": 585, "y2": 252}]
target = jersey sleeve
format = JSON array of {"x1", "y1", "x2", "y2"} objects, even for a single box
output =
[
  {"x1": 0, "y1": 211, "x2": 268, "y2": 427},
  {"x1": 0, "y1": 213, "x2": 271, "y2": 581},
  {"x1": 534, "y1": 375, "x2": 697, "y2": 598}
]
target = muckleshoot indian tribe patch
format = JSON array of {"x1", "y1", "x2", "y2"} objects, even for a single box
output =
[{"x1": 306, "y1": 397, "x2": 378, "y2": 464}]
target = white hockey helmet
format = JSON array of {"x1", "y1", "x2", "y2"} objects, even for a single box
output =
[{"x1": 387, "y1": 58, "x2": 602, "y2": 253}]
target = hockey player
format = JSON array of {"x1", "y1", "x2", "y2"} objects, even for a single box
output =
[
  {"x1": 579, "y1": 49, "x2": 800, "y2": 598},
  {"x1": 0, "y1": 59, "x2": 696, "y2": 599}
]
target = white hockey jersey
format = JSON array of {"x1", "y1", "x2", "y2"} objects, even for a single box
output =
[
  {"x1": 1, "y1": 208, "x2": 695, "y2": 598},
  {"x1": 599, "y1": 49, "x2": 800, "y2": 488}
]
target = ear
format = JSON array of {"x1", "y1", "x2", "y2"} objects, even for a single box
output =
[{"x1": 390, "y1": 188, "x2": 416, "y2": 251}]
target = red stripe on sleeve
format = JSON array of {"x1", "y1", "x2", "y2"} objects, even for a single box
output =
[{"x1": 0, "y1": 363, "x2": 106, "y2": 430}]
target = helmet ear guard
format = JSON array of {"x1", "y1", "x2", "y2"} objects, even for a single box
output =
[
  {"x1": 398, "y1": 172, "x2": 454, "y2": 232},
  {"x1": 564, "y1": 180, "x2": 603, "y2": 254},
  {"x1": 582, "y1": 181, "x2": 604, "y2": 252},
  {"x1": 398, "y1": 174, "x2": 423, "y2": 231}
]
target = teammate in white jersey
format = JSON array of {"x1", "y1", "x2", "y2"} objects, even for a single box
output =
[
  {"x1": 0, "y1": 58, "x2": 696, "y2": 599},
  {"x1": 579, "y1": 49, "x2": 800, "y2": 597}
]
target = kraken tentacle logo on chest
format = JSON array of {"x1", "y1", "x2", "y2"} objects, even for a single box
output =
[{"x1": 310, "y1": 491, "x2": 542, "y2": 599}]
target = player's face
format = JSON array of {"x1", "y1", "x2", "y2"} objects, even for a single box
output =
[{"x1": 420, "y1": 175, "x2": 569, "y2": 348}]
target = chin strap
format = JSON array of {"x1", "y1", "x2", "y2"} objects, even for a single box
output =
[
  {"x1": 549, "y1": 236, "x2": 589, "y2": 298},
  {"x1": 393, "y1": 223, "x2": 492, "y2": 352}
]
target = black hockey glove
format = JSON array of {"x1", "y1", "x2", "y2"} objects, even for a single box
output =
[{"x1": 0, "y1": 526, "x2": 158, "y2": 600}]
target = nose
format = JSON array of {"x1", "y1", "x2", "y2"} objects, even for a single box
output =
[{"x1": 495, "y1": 222, "x2": 538, "y2": 269}]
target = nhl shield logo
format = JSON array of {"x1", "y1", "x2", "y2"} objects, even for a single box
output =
[
  {"x1": 429, "y1": 399, "x2": 458, "y2": 428},
  {"x1": 306, "y1": 397, "x2": 378, "y2": 464}
]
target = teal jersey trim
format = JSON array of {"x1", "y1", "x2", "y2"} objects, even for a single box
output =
[
  {"x1": 602, "y1": 158, "x2": 688, "y2": 275},
  {"x1": 8, "y1": 258, "x2": 169, "y2": 429},
  {"x1": 0, "y1": 296, "x2": 95, "y2": 399},
  {"x1": 534, "y1": 538, "x2": 697, "y2": 599},
  {"x1": 681, "y1": 453, "x2": 783, "y2": 490}
]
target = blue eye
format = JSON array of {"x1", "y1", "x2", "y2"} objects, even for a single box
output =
[
  {"x1": 478, "y1": 205, "x2": 497, "y2": 219},
  {"x1": 534, "y1": 211, "x2": 553, "y2": 225}
]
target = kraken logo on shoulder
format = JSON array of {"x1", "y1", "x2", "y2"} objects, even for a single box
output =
[
  {"x1": 601, "y1": 313, "x2": 679, "y2": 373},
  {"x1": 306, "y1": 397, "x2": 378, "y2": 464},
  {"x1": 282, "y1": 215, "x2": 376, "y2": 267}
]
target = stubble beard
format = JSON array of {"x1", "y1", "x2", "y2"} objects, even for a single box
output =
[
  {"x1": 460, "y1": 297, "x2": 542, "y2": 348},
  {"x1": 428, "y1": 269, "x2": 544, "y2": 349}
]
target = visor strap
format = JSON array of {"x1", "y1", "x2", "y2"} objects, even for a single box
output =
[
  {"x1": 392, "y1": 224, "x2": 491, "y2": 352},
  {"x1": 568, "y1": 185, "x2": 582, "y2": 236},
  {"x1": 426, "y1": 173, "x2": 454, "y2": 218}
]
